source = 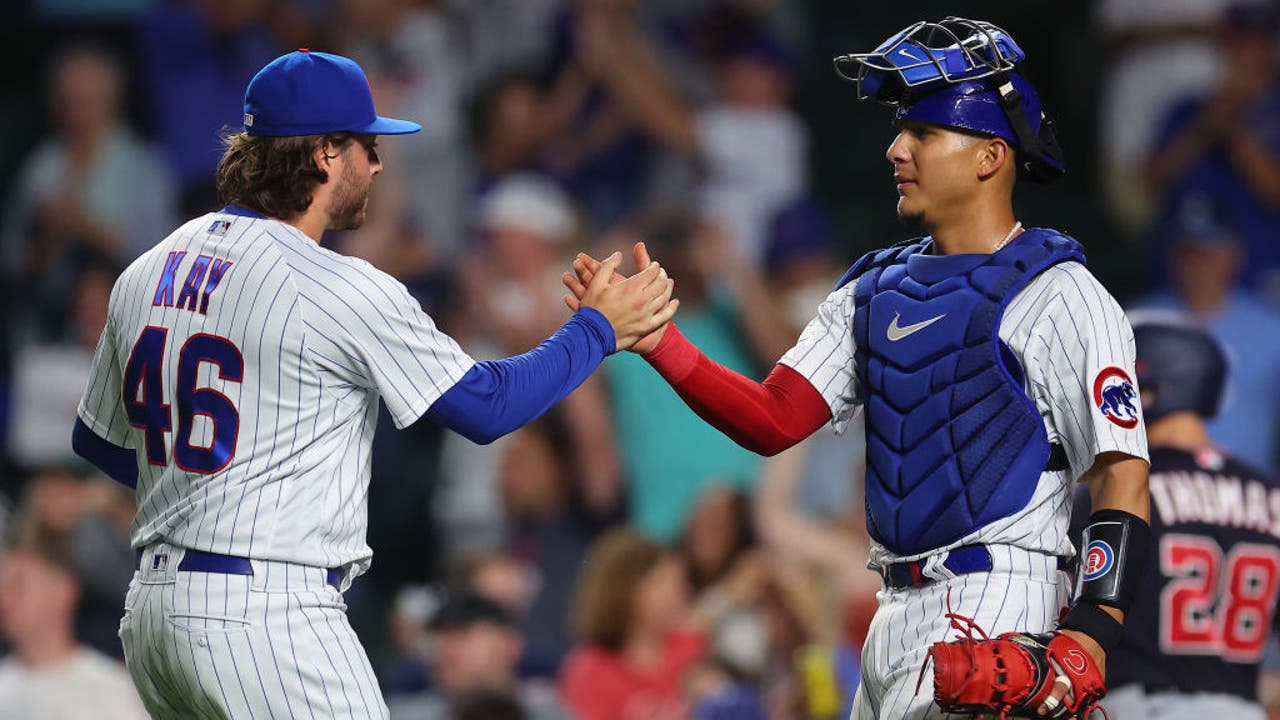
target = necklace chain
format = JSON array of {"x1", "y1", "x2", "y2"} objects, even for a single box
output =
[{"x1": 992, "y1": 221, "x2": 1022, "y2": 253}]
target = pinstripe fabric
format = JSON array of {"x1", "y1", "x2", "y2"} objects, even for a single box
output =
[
  {"x1": 777, "y1": 251, "x2": 1150, "y2": 719},
  {"x1": 121, "y1": 543, "x2": 388, "y2": 719},
  {"x1": 779, "y1": 259, "x2": 1149, "y2": 565},
  {"x1": 77, "y1": 210, "x2": 476, "y2": 579},
  {"x1": 87, "y1": 210, "x2": 475, "y2": 716},
  {"x1": 849, "y1": 547, "x2": 1072, "y2": 719}
]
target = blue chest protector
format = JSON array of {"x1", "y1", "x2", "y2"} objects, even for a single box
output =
[{"x1": 841, "y1": 228, "x2": 1086, "y2": 556}]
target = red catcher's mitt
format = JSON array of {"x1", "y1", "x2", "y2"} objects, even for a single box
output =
[{"x1": 920, "y1": 610, "x2": 1107, "y2": 719}]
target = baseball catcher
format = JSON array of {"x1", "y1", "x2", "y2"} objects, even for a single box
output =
[{"x1": 564, "y1": 14, "x2": 1151, "y2": 720}]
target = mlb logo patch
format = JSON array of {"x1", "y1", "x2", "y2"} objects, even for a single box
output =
[
  {"x1": 150, "y1": 552, "x2": 169, "y2": 571},
  {"x1": 208, "y1": 219, "x2": 233, "y2": 236},
  {"x1": 1092, "y1": 366, "x2": 1140, "y2": 429}
]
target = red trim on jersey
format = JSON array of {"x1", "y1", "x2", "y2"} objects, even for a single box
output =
[{"x1": 643, "y1": 324, "x2": 831, "y2": 456}]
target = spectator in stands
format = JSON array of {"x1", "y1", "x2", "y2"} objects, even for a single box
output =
[
  {"x1": 457, "y1": 0, "x2": 565, "y2": 85},
  {"x1": 755, "y1": 438, "x2": 878, "y2": 716},
  {"x1": 467, "y1": 71, "x2": 557, "y2": 197},
  {"x1": 1, "y1": 44, "x2": 175, "y2": 345},
  {"x1": 450, "y1": 689, "x2": 530, "y2": 720},
  {"x1": 764, "y1": 197, "x2": 844, "y2": 337},
  {"x1": 8, "y1": 255, "x2": 115, "y2": 468},
  {"x1": 678, "y1": 486, "x2": 774, "y2": 695},
  {"x1": 137, "y1": 0, "x2": 279, "y2": 213},
  {"x1": 439, "y1": 174, "x2": 622, "y2": 562},
  {"x1": 601, "y1": 211, "x2": 788, "y2": 541},
  {"x1": 680, "y1": 485, "x2": 757, "y2": 595},
  {"x1": 1095, "y1": 0, "x2": 1234, "y2": 234},
  {"x1": 560, "y1": 528, "x2": 706, "y2": 720},
  {"x1": 340, "y1": 0, "x2": 469, "y2": 257},
  {"x1": 1145, "y1": 1, "x2": 1280, "y2": 297},
  {"x1": 387, "y1": 588, "x2": 570, "y2": 720},
  {"x1": 17, "y1": 467, "x2": 135, "y2": 659},
  {"x1": 497, "y1": 424, "x2": 621, "y2": 675},
  {"x1": 0, "y1": 523, "x2": 147, "y2": 718},
  {"x1": 1133, "y1": 193, "x2": 1280, "y2": 476},
  {"x1": 759, "y1": 198, "x2": 867, "y2": 529},
  {"x1": 684, "y1": 657, "x2": 768, "y2": 720},
  {"x1": 577, "y1": 4, "x2": 807, "y2": 264}
]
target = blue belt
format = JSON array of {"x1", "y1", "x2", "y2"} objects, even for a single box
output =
[
  {"x1": 869, "y1": 544, "x2": 994, "y2": 589},
  {"x1": 136, "y1": 548, "x2": 342, "y2": 589}
]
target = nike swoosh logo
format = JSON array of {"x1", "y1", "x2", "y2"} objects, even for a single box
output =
[{"x1": 886, "y1": 311, "x2": 946, "y2": 341}]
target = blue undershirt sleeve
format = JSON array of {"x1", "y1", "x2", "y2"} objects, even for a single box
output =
[
  {"x1": 425, "y1": 307, "x2": 616, "y2": 444},
  {"x1": 72, "y1": 417, "x2": 139, "y2": 489}
]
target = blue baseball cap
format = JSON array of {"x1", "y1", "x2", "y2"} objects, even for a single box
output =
[
  {"x1": 242, "y1": 49, "x2": 421, "y2": 137},
  {"x1": 1173, "y1": 194, "x2": 1239, "y2": 247}
]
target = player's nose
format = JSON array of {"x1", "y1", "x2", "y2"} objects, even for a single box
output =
[{"x1": 886, "y1": 131, "x2": 911, "y2": 166}]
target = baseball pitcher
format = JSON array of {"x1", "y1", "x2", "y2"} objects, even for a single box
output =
[{"x1": 71, "y1": 49, "x2": 675, "y2": 719}]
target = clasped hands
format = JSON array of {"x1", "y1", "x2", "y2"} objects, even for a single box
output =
[{"x1": 569, "y1": 243, "x2": 678, "y2": 353}]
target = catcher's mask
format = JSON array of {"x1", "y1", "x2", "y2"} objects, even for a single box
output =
[{"x1": 833, "y1": 17, "x2": 1065, "y2": 183}]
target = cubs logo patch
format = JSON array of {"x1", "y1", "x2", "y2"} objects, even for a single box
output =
[
  {"x1": 1093, "y1": 366, "x2": 1139, "y2": 429},
  {"x1": 1082, "y1": 540, "x2": 1114, "y2": 582}
]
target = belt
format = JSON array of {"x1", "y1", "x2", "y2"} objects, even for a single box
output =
[
  {"x1": 870, "y1": 545, "x2": 1075, "y2": 589},
  {"x1": 869, "y1": 544, "x2": 994, "y2": 589},
  {"x1": 136, "y1": 547, "x2": 342, "y2": 589}
]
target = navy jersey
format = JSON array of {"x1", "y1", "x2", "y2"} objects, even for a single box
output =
[{"x1": 1073, "y1": 446, "x2": 1280, "y2": 699}]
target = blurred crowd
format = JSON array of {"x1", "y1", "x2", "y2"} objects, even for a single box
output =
[{"x1": 3, "y1": 0, "x2": 1280, "y2": 718}]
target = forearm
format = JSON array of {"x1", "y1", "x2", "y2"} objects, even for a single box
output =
[
  {"x1": 1229, "y1": 128, "x2": 1280, "y2": 205},
  {"x1": 1082, "y1": 454, "x2": 1151, "y2": 624},
  {"x1": 722, "y1": 272, "x2": 800, "y2": 365},
  {"x1": 644, "y1": 323, "x2": 829, "y2": 455},
  {"x1": 425, "y1": 308, "x2": 614, "y2": 444},
  {"x1": 1146, "y1": 117, "x2": 1218, "y2": 190},
  {"x1": 1059, "y1": 452, "x2": 1150, "y2": 664},
  {"x1": 582, "y1": 9, "x2": 697, "y2": 150},
  {"x1": 756, "y1": 444, "x2": 865, "y2": 571},
  {"x1": 559, "y1": 376, "x2": 624, "y2": 513}
]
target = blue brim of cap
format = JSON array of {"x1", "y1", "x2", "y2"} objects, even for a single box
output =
[{"x1": 356, "y1": 116, "x2": 422, "y2": 135}]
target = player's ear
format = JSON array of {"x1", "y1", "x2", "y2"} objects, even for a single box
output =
[
  {"x1": 312, "y1": 137, "x2": 338, "y2": 177},
  {"x1": 976, "y1": 137, "x2": 1011, "y2": 182}
]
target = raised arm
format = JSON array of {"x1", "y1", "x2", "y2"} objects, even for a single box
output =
[{"x1": 576, "y1": 4, "x2": 699, "y2": 152}]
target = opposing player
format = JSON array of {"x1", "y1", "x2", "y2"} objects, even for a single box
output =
[
  {"x1": 69, "y1": 49, "x2": 675, "y2": 718},
  {"x1": 565, "y1": 18, "x2": 1150, "y2": 719},
  {"x1": 1073, "y1": 315, "x2": 1279, "y2": 720}
]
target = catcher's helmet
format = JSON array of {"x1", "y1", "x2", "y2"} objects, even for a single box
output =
[
  {"x1": 1130, "y1": 312, "x2": 1228, "y2": 422},
  {"x1": 833, "y1": 17, "x2": 1064, "y2": 182}
]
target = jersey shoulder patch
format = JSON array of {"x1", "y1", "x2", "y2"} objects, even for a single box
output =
[{"x1": 1093, "y1": 366, "x2": 1140, "y2": 429}]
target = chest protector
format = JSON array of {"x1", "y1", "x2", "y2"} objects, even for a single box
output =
[{"x1": 843, "y1": 228, "x2": 1085, "y2": 556}]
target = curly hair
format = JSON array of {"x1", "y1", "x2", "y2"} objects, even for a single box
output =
[
  {"x1": 215, "y1": 132, "x2": 355, "y2": 219},
  {"x1": 570, "y1": 527, "x2": 668, "y2": 651}
]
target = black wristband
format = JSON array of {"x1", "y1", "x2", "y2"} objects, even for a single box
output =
[
  {"x1": 1078, "y1": 508, "x2": 1151, "y2": 614},
  {"x1": 1059, "y1": 600, "x2": 1124, "y2": 657}
]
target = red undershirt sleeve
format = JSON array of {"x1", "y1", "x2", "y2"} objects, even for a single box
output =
[{"x1": 643, "y1": 323, "x2": 832, "y2": 456}]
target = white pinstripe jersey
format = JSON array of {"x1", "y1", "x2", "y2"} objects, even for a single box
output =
[
  {"x1": 77, "y1": 209, "x2": 476, "y2": 580},
  {"x1": 780, "y1": 258, "x2": 1150, "y2": 565}
]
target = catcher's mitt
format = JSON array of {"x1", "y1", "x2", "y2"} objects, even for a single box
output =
[{"x1": 919, "y1": 607, "x2": 1107, "y2": 719}]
